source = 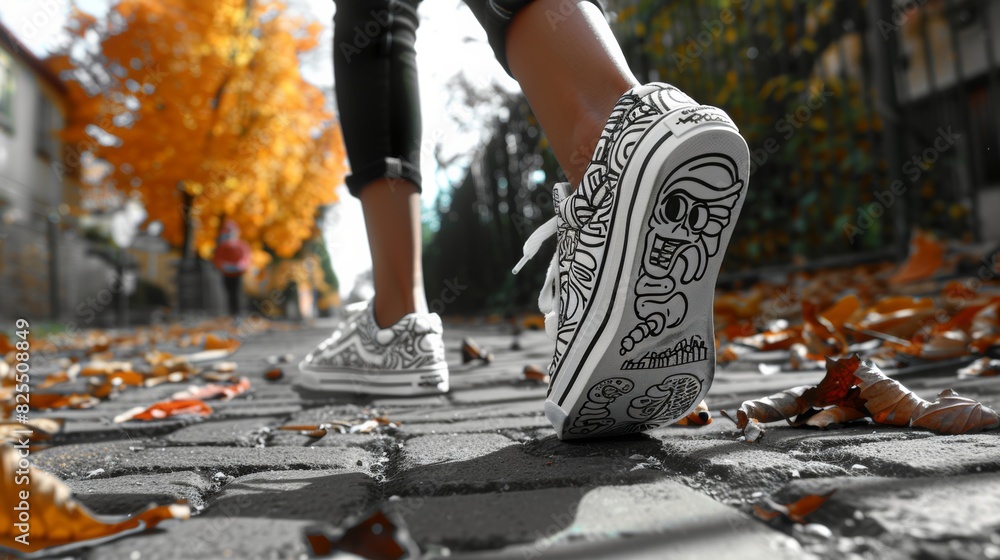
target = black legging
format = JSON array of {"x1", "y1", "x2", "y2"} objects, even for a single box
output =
[
  {"x1": 223, "y1": 274, "x2": 243, "y2": 316},
  {"x1": 332, "y1": 0, "x2": 603, "y2": 197}
]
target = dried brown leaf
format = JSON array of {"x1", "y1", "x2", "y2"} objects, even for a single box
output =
[
  {"x1": 910, "y1": 389, "x2": 1000, "y2": 434},
  {"x1": 0, "y1": 444, "x2": 189, "y2": 555},
  {"x1": 736, "y1": 385, "x2": 812, "y2": 430}
]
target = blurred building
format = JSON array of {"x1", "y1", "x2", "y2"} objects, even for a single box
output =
[{"x1": 0, "y1": 21, "x2": 80, "y2": 321}]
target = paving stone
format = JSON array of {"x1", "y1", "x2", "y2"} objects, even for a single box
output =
[
  {"x1": 792, "y1": 432, "x2": 1000, "y2": 477},
  {"x1": 67, "y1": 471, "x2": 214, "y2": 515},
  {"x1": 654, "y1": 437, "x2": 850, "y2": 500},
  {"x1": 81, "y1": 517, "x2": 313, "y2": 560},
  {"x1": 392, "y1": 400, "x2": 545, "y2": 423},
  {"x1": 209, "y1": 398, "x2": 302, "y2": 418},
  {"x1": 398, "y1": 415, "x2": 552, "y2": 435},
  {"x1": 449, "y1": 385, "x2": 548, "y2": 405},
  {"x1": 766, "y1": 473, "x2": 1000, "y2": 559},
  {"x1": 34, "y1": 441, "x2": 377, "y2": 479},
  {"x1": 285, "y1": 403, "x2": 375, "y2": 424},
  {"x1": 204, "y1": 469, "x2": 377, "y2": 524},
  {"x1": 772, "y1": 473, "x2": 1000, "y2": 541},
  {"x1": 387, "y1": 487, "x2": 588, "y2": 551},
  {"x1": 165, "y1": 417, "x2": 280, "y2": 446},
  {"x1": 54, "y1": 418, "x2": 194, "y2": 442},
  {"x1": 369, "y1": 395, "x2": 451, "y2": 408},
  {"x1": 389, "y1": 434, "x2": 664, "y2": 497},
  {"x1": 449, "y1": 481, "x2": 808, "y2": 560},
  {"x1": 402, "y1": 434, "x2": 514, "y2": 468}
]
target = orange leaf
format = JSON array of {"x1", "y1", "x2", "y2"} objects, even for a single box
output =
[
  {"x1": 804, "y1": 355, "x2": 862, "y2": 407},
  {"x1": 755, "y1": 491, "x2": 835, "y2": 524},
  {"x1": 0, "y1": 444, "x2": 189, "y2": 555},
  {"x1": 115, "y1": 400, "x2": 213, "y2": 423},
  {"x1": 523, "y1": 364, "x2": 550, "y2": 384},
  {"x1": 819, "y1": 294, "x2": 861, "y2": 332},
  {"x1": 675, "y1": 399, "x2": 712, "y2": 426},
  {"x1": 27, "y1": 393, "x2": 100, "y2": 412},
  {"x1": 889, "y1": 229, "x2": 945, "y2": 284},
  {"x1": 203, "y1": 334, "x2": 240, "y2": 352},
  {"x1": 461, "y1": 338, "x2": 493, "y2": 364}
]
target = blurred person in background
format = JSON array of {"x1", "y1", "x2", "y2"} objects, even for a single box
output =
[
  {"x1": 298, "y1": 0, "x2": 751, "y2": 440},
  {"x1": 213, "y1": 219, "x2": 252, "y2": 317}
]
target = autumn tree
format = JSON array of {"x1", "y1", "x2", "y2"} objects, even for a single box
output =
[{"x1": 49, "y1": 0, "x2": 346, "y2": 266}]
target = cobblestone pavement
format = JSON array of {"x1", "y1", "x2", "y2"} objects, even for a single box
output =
[{"x1": 26, "y1": 321, "x2": 1000, "y2": 560}]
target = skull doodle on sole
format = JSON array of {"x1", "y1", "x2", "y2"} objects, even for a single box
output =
[{"x1": 620, "y1": 153, "x2": 745, "y2": 355}]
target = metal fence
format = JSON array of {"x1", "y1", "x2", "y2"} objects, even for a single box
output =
[{"x1": 611, "y1": 0, "x2": 999, "y2": 270}]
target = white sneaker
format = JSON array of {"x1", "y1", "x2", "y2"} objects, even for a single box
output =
[
  {"x1": 514, "y1": 83, "x2": 749, "y2": 439},
  {"x1": 297, "y1": 301, "x2": 449, "y2": 396}
]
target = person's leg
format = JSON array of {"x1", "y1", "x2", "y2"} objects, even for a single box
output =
[
  {"x1": 333, "y1": 0, "x2": 426, "y2": 328},
  {"x1": 224, "y1": 275, "x2": 241, "y2": 316},
  {"x1": 505, "y1": 0, "x2": 638, "y2": 186},
  {"x1": 359, "y1": 179, "x2": 427, "y2": 326}
]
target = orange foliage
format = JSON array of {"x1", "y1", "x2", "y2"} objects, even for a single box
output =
[{"x1": 49, "y1": 0, "x2": 346, "y2": 260}]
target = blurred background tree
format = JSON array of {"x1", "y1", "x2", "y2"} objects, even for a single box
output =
[{"x1": 48, "y1": 0, "x2": 346, "y2": 273}]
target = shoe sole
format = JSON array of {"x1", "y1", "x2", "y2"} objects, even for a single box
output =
[
  {"x1": 546, "y1": 105, "x2": 750, "y2": 440},
  {"x1": 295, "y1": 363, "x2": 449, "y2": 396}
]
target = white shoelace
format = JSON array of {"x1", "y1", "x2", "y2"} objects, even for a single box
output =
[{"x1": 512, "y1": 216, "x2": 560, "y2": 340}]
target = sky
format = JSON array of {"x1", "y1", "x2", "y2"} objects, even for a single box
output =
[{"x1": 0, "y1": 0, "x2": 519, "y2": 296}]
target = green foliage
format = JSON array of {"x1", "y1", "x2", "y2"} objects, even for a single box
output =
[{"x1": 611, "y1": 0, "x2": 971, "y2": 268}]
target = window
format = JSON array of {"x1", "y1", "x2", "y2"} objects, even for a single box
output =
[
  {"x1": 36, "y1": 95, "x2": 56, "y2": 158},
  {"x1": 0, "y1": 50, "x2": 13, "y2": 133}
]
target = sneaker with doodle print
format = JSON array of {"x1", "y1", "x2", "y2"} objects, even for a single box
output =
[
  {"x1": 297, "y1": 300, "x2": 449, "y2": 396},
  {"x1": 515, "y1": 83, "x2": 749, "y2": 439}
]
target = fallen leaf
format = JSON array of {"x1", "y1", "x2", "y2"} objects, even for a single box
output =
[
  {"x1": 0, "y1": 418, "x2": 64, "y2": 449},
  {"x1": 0, "y1": 444, "x2": 189, "y2": 555},
  {"x1": 852, "y1": 360, "x2": 927, "y2": 426},
  {"x1": 171, "y1": 378, "x2": 251, "y2": 401},
  {"x1": 675, "y1": 399, "x2": 712, "y2": 426},
  {"x1": 88, "y1": 371, "x2": 146, "y2": 399},
  {"x1": 846, "y1": 296, "x2": 936, "y2": 341},
  {"x1": 461, "y1": 337, "x2": 493, "y2": 364},
  {"x1": 204, "y1": 334, "x2": 240, "y2": 353},
  {"x1": 351, "y1": 417, "x2": 393, "y2": 434},
  {"x1": 27, "y1": 393, "x2": 100, "y2": 412},
  {"x1": 958, "y1": 357, "x2": 1000, "y2": 379},
  {"x1": 889, "y1": 229, "x2": 945, "y2": 284},
  {"x1": 754, "y1": 491, "x2": 835, "y2": 524},
  {"x1": 739, "y1": 356, "x2": 1000, "y2": 436},
  {"x1": 305, "y1": 509, "x2": 419, "y2": 560},
  {"x1": 911, "y1": 389, "x2": 1000, "y2": 434},
  {"x1": 798, "y1": 406, "x2": 868, "y2": 428},
  {"x1": 523, "y1": 364, "x2": 550, "y2": 384},
  {"x1": 733, "y1": 326, "x2": 804, "y2": 351},
  {"x1": 736, "y1": 385, "x2": 812, "y2": 430},
  {"x1": 79, "y1": 361, "x2": 133, "y2": 377},
  {"x1": 114, "y1": 400, "x2": 213, "y2": 423}
]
